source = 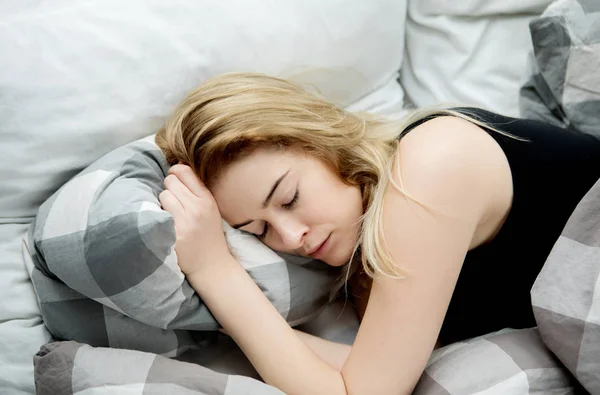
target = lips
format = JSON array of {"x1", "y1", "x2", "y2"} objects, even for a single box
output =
[{"x1": 307, "y1": 234, "x2": 331, "y2": 259}]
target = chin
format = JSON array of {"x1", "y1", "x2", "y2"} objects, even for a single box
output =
[
  {"x1": 325, "y1": 249, "x2": 354, "y2": 268},
  {"x1": 325, "y1": 233, "x2": 359, "y2": 267}
]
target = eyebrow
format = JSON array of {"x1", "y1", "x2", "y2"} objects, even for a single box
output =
[{"x1": 231, "y1": 170, "x2": 290, "y2": 229}]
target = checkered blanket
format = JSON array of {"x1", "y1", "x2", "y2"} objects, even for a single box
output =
[
  {"x1": 531, "y1": 178, "x2": 600, "y2": 394},
  {"x1": 521, "y1": 1, "x2": 600, "y2": 393},
  {"x1": 35, "y1": 328, "x2": 578, "y2": 395}
]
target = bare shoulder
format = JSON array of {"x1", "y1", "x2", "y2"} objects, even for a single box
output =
[
  {"x1": 393, "y1": 115, "x2": 512, "y2": 220},
  {"x1": 398, "y1": 116, "x2": 507, "y2": 175}
]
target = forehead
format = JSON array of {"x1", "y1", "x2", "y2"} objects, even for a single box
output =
[{"x1": 210, "y1": 149, "x2": 301, "y2": 220}]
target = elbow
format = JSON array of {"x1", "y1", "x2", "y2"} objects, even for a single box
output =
[{"x1": 340, "y1": 372, "x2": 415, "y2": 395}]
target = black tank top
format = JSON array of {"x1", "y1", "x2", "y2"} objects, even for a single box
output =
[{"x1": 401, "y1": 108, "x2": 600, "y2": 345}]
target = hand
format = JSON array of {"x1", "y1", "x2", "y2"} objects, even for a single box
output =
[{"x1": 159, "y1": 164, "x2": 231, "y2": 277}]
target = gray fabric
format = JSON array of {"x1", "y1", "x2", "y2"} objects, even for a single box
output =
[
  {"x1": 417, "y1": 329, "x2": 577, "y2": 395},
  {"x1": 531, "y1": 177, "x2": 600, "y2": 395},
  {"x1": 35, "y1": 329, "x2": 577, "y2": 395},
  {"x1": 23, "y1": 135, "x2": 336, "y2": 357},
  {"x1": 520, "y1": 2, "x2": 600, "y2": 392},
  {"x1": 519, "y1": 0, "x2": 600, "y2": 137},
  {"x1": 34, "y1": 341, "x2": 283, "y2": 395}
]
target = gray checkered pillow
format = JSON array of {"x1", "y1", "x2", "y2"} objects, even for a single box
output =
[{"x1": 25, "y1": 135, "x2": 336, "y2": 356}]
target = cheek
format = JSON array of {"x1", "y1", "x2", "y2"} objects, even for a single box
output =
[
  {"x1": 338, "y1": 184, "x2": 362, "y2": 214},
  {"x1": 311, "y1": 184, "x2": 362, "y2": 224}
]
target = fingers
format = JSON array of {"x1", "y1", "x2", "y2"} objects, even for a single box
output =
[
  {"x1": 164, "y1": 174, "x2": 197, "y2": 209},
  {"x1": 159, "y1": 189, "x2": 184, "y2": 221},
  {"x1": 168, "y1": 164, "x2": 209, "y2": 198}
]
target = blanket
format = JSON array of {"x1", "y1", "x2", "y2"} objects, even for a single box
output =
[
  {"x1": 521, "y1": 1, "x2": 600, "y2": 393},
  {"x1": 35, "y1": 328, "x2": 577, "y2": 395}
]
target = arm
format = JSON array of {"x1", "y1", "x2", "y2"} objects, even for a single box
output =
[
  {"x1": 294, "y1": 330, "x2": 352, "y2": 372},
  {"x1": 163, "y1": 116, "x2": 512, "y2": 395},
  {"x1": 187, "y1": 263, "x2": 347, "y2": 394},
  {"x1": 221, "y1": 328, "x2": 352, "y2": 373}
]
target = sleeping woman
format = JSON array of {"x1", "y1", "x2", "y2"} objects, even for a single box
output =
[{"x1": 155, "y1": 72, "x2": 600, "y2": 395}]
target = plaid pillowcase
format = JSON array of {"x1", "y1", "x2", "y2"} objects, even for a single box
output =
[{"x1": 24, "y1": 135, "x2": 337, "y2": 356}]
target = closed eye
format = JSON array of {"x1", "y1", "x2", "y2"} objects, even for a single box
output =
[
  {"x1": 282, "y1": 190, "x2": 299, "y2": 210},
  {"x1": 257, "y1": 222, "x2": 268, "y2": 240},
  {"x1": 257, "y1": 191, "x2": 299, "y2": 240}
]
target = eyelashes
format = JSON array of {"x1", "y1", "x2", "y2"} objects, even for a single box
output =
[
  {"x1": 282, "y1": 190, "x2": 299, "y2": 209},
  {"x1": 257, "y1": 190, "x2": 299, "y2": 240},
  {"x1": 257, "y1": 222, "x2": 268, "y2": 240}
]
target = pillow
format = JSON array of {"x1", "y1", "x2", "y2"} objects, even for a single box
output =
[
  {"x1": 24, "y1": 136, "x2": 338, "y2": 356},
  {"x1": 414, "y1": 328, "x2": 576, "y2": 395},
  {"x1": 0, "y1": 224, "x2": 52, "y2": 395},
  {"x1": 401, "y1": 0, "x2": 553, "y2": 117},
  {"x1": 0, "y1": 0, "x2": 407, "y2": 222}
]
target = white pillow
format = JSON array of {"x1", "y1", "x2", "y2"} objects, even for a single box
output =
[
  {"x1": 401, "y1": 0, "x2": 552, "y2": 116},
  {"x1": 0, "y1": 0, "x2": 407, "y2": 221}
]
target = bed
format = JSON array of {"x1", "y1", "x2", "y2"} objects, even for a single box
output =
[{"x1": 4, "y1": 1, "x2": 598, "y2": 394}]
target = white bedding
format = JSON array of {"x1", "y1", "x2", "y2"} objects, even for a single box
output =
[
  {"x1": 401, "y1": 0, "x2": 553, "y2": 117},
  {"x1": 0, "y1": 224, "x2": 51, "y2": 394}
]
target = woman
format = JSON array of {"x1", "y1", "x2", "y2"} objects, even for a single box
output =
[{"x1": 155, "y1": 72, "x2": 600, "y2": 394}]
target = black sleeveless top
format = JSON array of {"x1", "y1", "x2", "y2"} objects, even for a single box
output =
[{"x1": 401, "y1": 108, "x2": 600, "y2": 345}]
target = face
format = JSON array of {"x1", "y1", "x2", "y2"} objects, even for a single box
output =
[{"x1": 211, "y1": 148, "x2": 363, "y2": 267}]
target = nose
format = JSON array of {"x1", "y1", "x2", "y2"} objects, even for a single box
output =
[{"x1": 273, "y1": 216, "x2": 308, "y2": 252}]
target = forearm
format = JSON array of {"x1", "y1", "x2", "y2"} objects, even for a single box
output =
[
  {"x1": 187, "y1": 257, "x2": 347, "y2": 395},
  {"x1": 294, "y1": 329, "x2": 351, "y2": 372}
]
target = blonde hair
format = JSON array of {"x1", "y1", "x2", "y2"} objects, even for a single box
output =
[{"x1": 156, "y1": 72, "x2": 505, "y2": 280}]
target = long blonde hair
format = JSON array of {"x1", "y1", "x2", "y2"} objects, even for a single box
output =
[{"x1": 156, "y1": 72, "x2": 499, "y2": 280}]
